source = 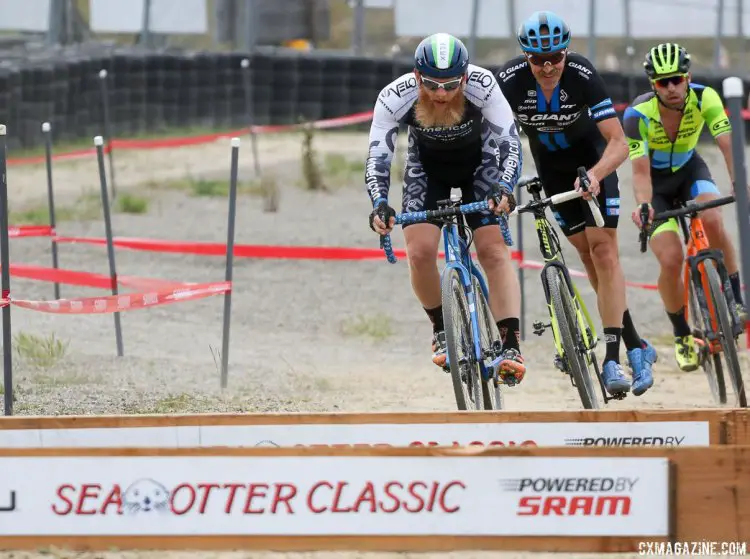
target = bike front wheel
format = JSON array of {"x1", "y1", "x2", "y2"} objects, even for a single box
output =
[
  {"x1": 442, "y1": 267, "x2": 482, "y2": 411},
  {"x1": 546, "y1": 266, "x2": 600, "y2": 409},
  {"x1": 472, "y1": 275, "x2": 504, "y2": 410},
  {"x1": 688, "y1": 274, "x2": 727, "y2": 405},
  {"x1": 706, "y1": 262, "x2": 747, "y2": 408}
]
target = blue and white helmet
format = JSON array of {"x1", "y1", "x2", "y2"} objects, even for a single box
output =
[
  {"x1": 414, "y1": 33, "x2": 469, "y2": 79},
  {"x1": 517, "y1": 11, "x2": 571, "y2": 54}
]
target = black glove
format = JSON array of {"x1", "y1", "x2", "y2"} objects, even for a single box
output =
[
  {"x1": 369, "y1": 200, "x2": 396, "y2": 232},
  {"x1": 487, "y1": 183, "x2": 516, "y2": 214}
]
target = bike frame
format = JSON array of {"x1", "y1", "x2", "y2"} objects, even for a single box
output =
[
  {"x1": 442, "y1": 210, "x2": 503, "y2": 383},
  {"x1": 530, "y1": 196, "x2": 599, "y2": 359}
]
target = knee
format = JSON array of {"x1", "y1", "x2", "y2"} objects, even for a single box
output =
[
  {"x1": 406, "y1": 239, "x2": 437, "y2": 272},
  {"x1": 589, "y1": 238, "x2": 619, "y2": 269},
  {"x1": 656, "y1": 247, "x2": 684, "y2": 277},
  {"x1": 700, "y1": 208, "x2": 724, "y2": 237},
  {"x1": 477, "y1": 242, "x2": 511, "y2": 271}
]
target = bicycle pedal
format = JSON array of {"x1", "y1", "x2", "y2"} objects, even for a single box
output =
[{"x1": 533, "y1": 321, "x2": 551, "y2": 336}]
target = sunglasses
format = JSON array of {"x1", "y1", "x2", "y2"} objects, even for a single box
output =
[
  {"x1": 653, "y1": 74, "x2": 687, "y2": 87},
  {"x1": 526, "y1": 50, "x2": 566, "y2": 66},
  {"x1": 420, "y1": 76, "x2": 463, "y2": 91}
]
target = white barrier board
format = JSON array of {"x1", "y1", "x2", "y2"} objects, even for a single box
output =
[
  {"x1": 0, "y1": 455, "x2": 669, "y2": 537},
  {"x1": 0, "y1": 420, "x2": 710, "y2": 448}
]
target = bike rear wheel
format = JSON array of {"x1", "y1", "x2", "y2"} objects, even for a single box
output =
[
  {"x1": 706, "y1": 263, "x2": 747, "y2": 408},
  {"x1": 688, "y1": 275, "x2": 727, "y2": 405},
  {"x1": 472, "y1": 275, "x2": 504, "y2": 410},
  {"x1": 442, "y1": 268, "x2": 482, "y2": 411},
  {"x1": 546, "y1": 266, "x2": 599, "y2": 409}
]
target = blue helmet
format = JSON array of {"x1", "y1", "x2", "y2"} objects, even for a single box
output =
[
  {"x1": 414, "y1": 33, "x2": 469, "y2": 79},
  {"x1": 517, "y1": 11, "x2": 571, "y2": 54}
]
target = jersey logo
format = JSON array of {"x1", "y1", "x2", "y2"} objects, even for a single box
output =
[
  {"x1": 381, "y1": 76, "x2": 417, "y2": 99},
  {"x1": 567, "y1": 61, "x2": 591, "y2": 75},
  {"x1": 559, "y1": 88, "x2": 569, "y2": 101},
  {"x1": 711, "y1": 118, "x2": 731, "y2": 133},
  {"x1": 497, "y1": 62, "x2": 526, "y2": 81},
  {"x1": 468, "y1": 70, "x2": 493, "y2": 88},
  {"x1": 528, "y1": 89, "x2": 536, "y2": 97}
]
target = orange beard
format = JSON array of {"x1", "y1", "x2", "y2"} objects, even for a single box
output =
[{"x1": 414, "y1": 88, "x2": 466, "y2": 128}]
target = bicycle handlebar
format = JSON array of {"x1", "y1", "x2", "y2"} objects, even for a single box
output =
[
  {"x1": 380, "y1": 200, "x2": 513, "y2": 264},
  {"x1": 512, "y1": 167, "x2": 604, "y2": 227},
  {"x1": 653, "y1": 195, "x2": 736, "y2": 221},
  {"x1": 638, "y1": 195, "x2": 735, "y2": 253}
]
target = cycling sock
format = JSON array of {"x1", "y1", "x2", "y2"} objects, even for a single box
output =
[
  {"x1": 497, "y1": 317, "x2": 520, "y2": 352},
  {"x1": 603, "y1": 327, "x2": 622, "y2": 364},
  {"x1": 424, "y1": 305, "x2": 444, "y2": 334},
  {"x1": 729, "y1": 272, "x2": 744, "y2": 305},
  {"x1": 621, "y1": 309, "x2": 643, "y2": 351},
  {"x1": 666, "y1": 307, "x2": 691, "y2": 337}
]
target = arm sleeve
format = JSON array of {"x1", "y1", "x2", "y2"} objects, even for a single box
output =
[
  {"x1": 478, "y1": 78, "x2": 523, "y2": 192},
  {"x1": 622, "y1": 106, "x2": 648, "y2": 160},
  {"x1": 700, "y1": 86, "x2": 732, "y2": 138},
  {"x1": 364, "y1": 97, "x2": 400, "y2": 206},
  {"x1": 583, "y1": 68, "x2": 618, "y2": 123}
]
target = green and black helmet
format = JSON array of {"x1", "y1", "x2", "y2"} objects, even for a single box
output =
[
  {"x1": 643, "y1": 43, "x2": 691, "y2": 79},
  {"x1": 414, "y1": 33, "x2": 469, "y2": 79}
]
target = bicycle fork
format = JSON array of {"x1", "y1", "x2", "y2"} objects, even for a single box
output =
[{"x1": 688, "y1": 251, "x2": 744, "y2": 349}]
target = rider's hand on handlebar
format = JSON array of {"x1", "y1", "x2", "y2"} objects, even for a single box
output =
[
  {"x1": 487, "y1": 184, "x2": 516, "y2": 216},
  {"x1": 574, "y1": 169, "x2": 600, "y2": 200},
  {"x1": 631, "y1": 203, "x2": 654, "y2": 228},
  {"x1": 369, "y1": 200, "x2": 396, "y2": 235}
]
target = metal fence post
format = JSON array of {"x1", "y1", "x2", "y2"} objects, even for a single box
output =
[{"x1": 722, "y1": 77, "x2": 750, "y2": 347}]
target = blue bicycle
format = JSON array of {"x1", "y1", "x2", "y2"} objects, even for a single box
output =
[{"x1": 381, "y1": 195, "x2": 514, "y2": 411}]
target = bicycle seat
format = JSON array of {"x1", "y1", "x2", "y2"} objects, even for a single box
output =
[{"x1": 517, "y1": 175, "x2": 543, "y2": 195}]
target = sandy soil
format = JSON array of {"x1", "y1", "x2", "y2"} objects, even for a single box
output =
[{"x1": 1, "y1": 129, "x2": 748, "y2": 557}]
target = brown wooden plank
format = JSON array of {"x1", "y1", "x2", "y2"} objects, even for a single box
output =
[
  {"x1": 0, "y1": 535, "x2": 667, "y2": 553},
  {"x1": 0, "y1": 409, "x2": 730, "y2": 430}
]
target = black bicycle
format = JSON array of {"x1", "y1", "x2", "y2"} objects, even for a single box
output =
[{"x1": 638, "y1": 196, "x2": 747, "y2": 408}]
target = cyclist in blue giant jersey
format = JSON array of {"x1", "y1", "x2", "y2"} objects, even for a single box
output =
[
  {"x1": 497, "y1": 11, "x2": 657, "y2": 397},
  {"x1": 365, "y1": 33, "x2": 526, "y2": 383}
]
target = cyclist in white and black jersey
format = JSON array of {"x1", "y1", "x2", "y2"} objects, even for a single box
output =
[{"x1": 365, "y1": 33, "x2": 526, "y2": 383}]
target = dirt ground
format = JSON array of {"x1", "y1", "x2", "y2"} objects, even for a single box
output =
[{"x1": 1, "y1": 128, "x2": 748, "y2": 558}]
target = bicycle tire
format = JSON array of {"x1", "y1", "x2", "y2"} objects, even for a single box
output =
[
  {"x1": 546, "y1": 266, "x2": 599, "y2": 409},
  {"x1": 706, "y1": 263, "x2": 748, "y2": 408},
  {"x1": 442, "y1": 268, "x2": 482, "y2": 411},
  {"x1": 688, "y1": 277, "x2": 727, "y2": 405},
  {"x1": 471, "y1": 275, "x2": 504, "y2": 410}
]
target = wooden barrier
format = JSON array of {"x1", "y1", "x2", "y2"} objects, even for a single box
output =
[
  {"x1": 0, "y1": 446, "x2": 746, "y2": 553},
  {"x1": 0, "y1": 409, "x2": 732, "y2": 447},
  {"x1": 726, "y1": 410, "x2": 750, "y2": 444}
]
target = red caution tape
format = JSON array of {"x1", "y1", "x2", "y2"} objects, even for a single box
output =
[
  {"x1": 2, "y1": 263, "x2": 189, "y2": 290},
  {"x1": 8, "y1": 225, "x2": 55, "y2": 238},
  {"x1": 9, "y1": 281, "x2": 230, "y2": 314},
  {"x1": 53, "y1": 235, "x2": 525, "y2": 261}
]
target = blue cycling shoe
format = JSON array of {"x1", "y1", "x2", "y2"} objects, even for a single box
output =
[
  {"x1": 602, "y1": 360, "x2": 630, "y2": 395},
  {"x1": 627, "y1": 339, "x2": 657, "y2": 396}
]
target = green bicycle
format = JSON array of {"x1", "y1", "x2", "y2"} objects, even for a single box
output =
[{"x1": 511, "y1": 168, "x2": 625, "y2": 409}]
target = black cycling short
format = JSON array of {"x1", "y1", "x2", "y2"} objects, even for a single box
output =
[
  {"x1": 532, "y1": 152, "x2": 620, "y2": 237},
  {"x1": 401, "y1": 157, "x2": 499, "y2": 231},
  {"x1": 648, "y1": 152, "x2": 721, "y2": 238}
]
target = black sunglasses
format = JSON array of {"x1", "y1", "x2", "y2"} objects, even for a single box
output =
[
  {"x1": 526, "y1": 50, "x2": 566, "y2": 66},
  {"x1": 653, "y1": 74, "x2": 687, "y2": 87},
  {"x1": 420, "y1": 76, "x2": 463, "y2": 91}
]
